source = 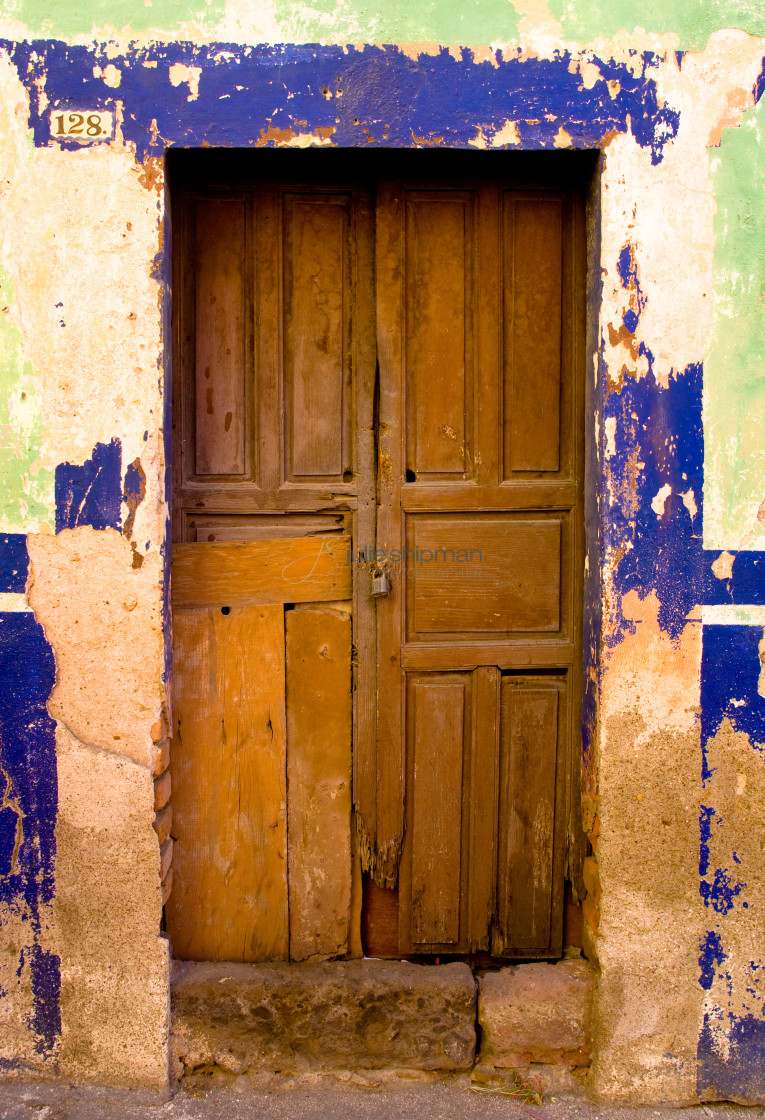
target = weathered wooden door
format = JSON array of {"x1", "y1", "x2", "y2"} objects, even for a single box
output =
[{"x1": 168, "y1": 152, "x2": 584, "y2": 964}]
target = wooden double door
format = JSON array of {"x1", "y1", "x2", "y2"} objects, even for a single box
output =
[{"x1": 168, "y1": 151, "x2": 585, "y2": 963}]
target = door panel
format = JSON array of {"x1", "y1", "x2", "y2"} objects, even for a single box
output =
[
  {"x1": 406, "y1": 515, "x2": 562, "y2": 636},
  {"x1": 286, "y1": 607, "x2": 353, "y2": 961},
  {"x1": 376, "y1": 175, "x2": 582, "y2": 958},
  {"x1": 283, "y1": 193, "x2": 353, "y2": 481},
  {"x1": 503, "y1": 195, "x2": 564, "y2": 475},
  {"x1": 398, "y1": 666, "x2": 501, "y2": 955},
  {"x1": 406, "y1": 193, "x2": 475, "y2": 479},
  {"x1": 494, "y1": 677, "x2": 566, "y2": 956},
  {"x1": 408, "y1": 675, "x2": 466, "y2": 946},
  {"x1": 192, "y1": 197, "x2": 251, "y2": 479}
]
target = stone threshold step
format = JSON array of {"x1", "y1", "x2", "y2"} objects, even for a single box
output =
[{"x1": 171, "y1": 958, "x2": 594, "y2": 1083}]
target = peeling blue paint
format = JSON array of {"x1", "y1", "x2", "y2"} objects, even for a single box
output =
[
  {"x1": 55, "y1": 439, "x2": 122, "y2": 534},
  {"x1": 700, "y1": 931, "x2": 726, "y2": 990},
  {"x1": 701, "y1": 625, "x2": 765, "y2": 764},
  {"x1": 26, "y1": 944, "x2": 61, "y2": 1055},
  {"x1": 698, "y1": 1013, "x2": 765, "y2": 1100},
  {"x1": 0, "y1": 610, "x2": 59, "y2": 1059},
  {"x1": 4, "y1": 40, "x2": 680, "y2": 163},
  {"x1": 604, "y1": 359, "x2": 704, "y2": 644},
  {"x1": 700, "y1": 866, "x2": 746, "y2": 916},
  {"x1": 0, "y1": 535, "x2": 29, "y2": 594},
  {"x1": 699, "y1": 805, "x2": 716, "y2": 876}
]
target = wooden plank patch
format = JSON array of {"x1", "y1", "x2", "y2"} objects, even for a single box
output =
[
  {"x1": 166, "y1": 604, "x2": 288, "y2": 962},
  {"x1": 171, "y1": 536, "x2": 351, "y2": 608},
  {"x1": 286, "y1": 608, "x2": 352, "y2": 961}
]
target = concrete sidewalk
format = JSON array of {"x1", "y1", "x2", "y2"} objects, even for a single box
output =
[{"x1": 0, "y1": 1078, "x2": 755, "y2": 1120}]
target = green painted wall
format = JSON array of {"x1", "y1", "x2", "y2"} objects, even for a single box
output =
[
  {"x1": 1, "y1": 0, "x2": 224, "y2": 39},
  {"x1": 273, "y1": 0, "x2": 519, "y2": 47},
  {"x1": 549, "y1": 0, "x2": 765, "y2": 51},
  {"x1": 0, "y1": 269, "x2": 53, "y2": 534},
  {"x1": 4, "y1": 0, "x2": 765, "y2": 47},
  {"x1": 703, "y1": 95, "x2": 765, "y2": 551}
]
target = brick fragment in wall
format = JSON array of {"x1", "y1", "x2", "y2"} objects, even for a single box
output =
[
  {"x1": 162, "y1": 866, "x2": 174, "y2": 907},
  {"x1": 154, "y1": 804, "x2": 172, "y2": 846},
  {"x1": 478, "y1": 960, "x2": 595, "y2": 1070},
  {"x1": 153, "y1": 739, "x2": 170, "y2": 778},
  {"x1": 583, "y1": 855, "x2": 601, "y2": 934},
  {"x1": 160, "y1": 837, "x2": 173, "y2": 882},
  {"x1": 154, "y1": 769, "x2": 171, "y2": 811}
]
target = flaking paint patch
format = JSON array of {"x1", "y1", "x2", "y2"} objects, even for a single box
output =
[
  {"x1": 27, "y1": 527, "x2": 164, "y2": 770},
  {"x1": 697, "y1": 714, "x2": 765, "y2": 1100},
  {"x1": 8, "y1": 41, "x2": 683, "y2": 163},
  {"x1": 0, "y1": 607, "x2": 59, "y2": 1068}
]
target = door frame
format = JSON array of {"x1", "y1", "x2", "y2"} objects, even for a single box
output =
[{"x1": 165, "y1": 147, "x2": 602, "y2": 961}]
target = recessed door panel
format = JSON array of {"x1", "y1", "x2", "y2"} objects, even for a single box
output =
[
  {"x1": 406, "y1": 515, "x2": 562, "y2": 637},
  {"x1": 405, "y1": 194, "x2": 474, "y2": 479},
  {"x1": 283, "y1": 193, "x2": 352, "y2": 482}
]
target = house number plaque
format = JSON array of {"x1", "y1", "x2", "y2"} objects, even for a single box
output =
[{"x1": 49, "y1": 109, "x2": 114, "y2": 143}]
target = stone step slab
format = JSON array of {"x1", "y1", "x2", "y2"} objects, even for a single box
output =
[{"x1": 171, "y1": 959, "x2": 477, "y2": 1077}]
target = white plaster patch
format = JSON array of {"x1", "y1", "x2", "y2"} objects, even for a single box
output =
[
  {"x1": 651, "y1": 483, "x2": 672, "y2": 516},
  {"x1": 27, "y1": 528, "x2": 164, "y2": 770},
  {"x1": 603, "y1": 590, "x2": 701, "y2": 741},
  {"x1": 679, "y1": 488, "x2": 698, "y2": 521},
  {"x1": 0, "y1": 592, "x2": 31, "y2": 611},
  {"x1": 702, "y1": 605, "x2": 765, "y2": 626},
  {"x1": 490, "y1": 119, "x2": 520, "y2": 146},
  {"x1": 275, "y1": 131, "x2": 335, "y2": 148},
  {"x1": 93, "y1": 63, "x2": 122, "y2": 88},
  {"x1": 597, "y1": 38, "x2": 764, "y2": 395},
  {"x1": 711, "y1": 550, "x2": 736, "y2": 580},
  {"x1": 168, "y1": 62, "x2": 202, "y2": 101}
]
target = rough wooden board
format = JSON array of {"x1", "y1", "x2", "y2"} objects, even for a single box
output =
[
  {"x1": 171, "y1": 536, "x2": 351, "y2": 608},
  {"x1": 348, "y1": 852, "x2": 364, "y2": 958},
  {"x1": 286, "y1": 608, "x2": 352, "y2": 961},
  {"x1": 166, "y1": 604, "x2": 288, "y2": 962}
]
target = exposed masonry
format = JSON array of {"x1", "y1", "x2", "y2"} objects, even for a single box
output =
[
  {"x1": 171, "y1": 958, "x2": 594, "y2": 1089},
  {"x1": 0, "y1": 25, "x2": 763, "y2": 1102}
]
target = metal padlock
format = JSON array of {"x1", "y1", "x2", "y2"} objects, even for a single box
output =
[{"x1": 371, "y1": 571, "x2": 391, "y2": 598}]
